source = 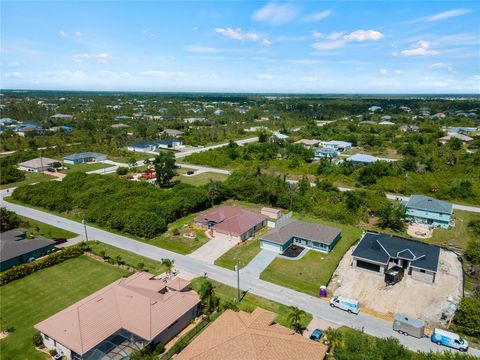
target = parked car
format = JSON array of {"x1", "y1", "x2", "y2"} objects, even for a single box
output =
[
  {"x1": 53, "y1": 238, "x2": 67, "y2": 245},
  {"x1": 309, "y1": 329, "x2": 324, "y2": 342},
  {"x1": 392, "y1": 313, "x2": 425, "y2": 338},
  {"x1": 27, "y1": 257, "x2": 36, "y2": 263},
  {"x1": 46, "y1": 167, "x2": 56, "y2": 173},
  {"x1": 431, "y1": 328, "x2": 468, "y2": 352},
  {"x1": 53, "y1": 353, "x2": 63, "y2": 360},
  {"x1": 186, "y1": 170, "x2": 195, "y2": 175},
  {"x1": 329, "y1": 296, "x2": 360, "y2": 314}
]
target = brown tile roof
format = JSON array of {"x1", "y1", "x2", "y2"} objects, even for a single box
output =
[
  {"x1": 176, "y1": 308, "x2": 328, "y2": 360},
  {"x1": 195, "y1": 206, "x2": 267, "y2": 237},
  {"x1": 261, "y1": 219, "x2": 341, "y2": 246},
  {"x1": 34, "y1": 273, "x2": 200, "y2": 355}
]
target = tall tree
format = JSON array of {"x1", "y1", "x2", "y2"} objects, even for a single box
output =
[
  {"x1": 161, "y1": 258, "x2": 175, "y2": 275},
  {"x1": 206, "y1": 180, "x2": 223, "y2": 207},
  {"x1": 198, "y1": 280, "x2": 219, "y2": 316},
  {"x1": 0, "y1": 207, "x2": 21, "y2": 232},
  {"x1": 153, "y1": 152, "x2": 177, "y2": 188},
  {"x1": 321, "y1": 328, "x2": 344, "y2": 355}
]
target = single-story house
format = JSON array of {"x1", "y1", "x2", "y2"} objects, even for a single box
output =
[
  {"x1": 445, "y1": 126, "x2": 477, "y2": 135},
  {"x1": 213, "y1": 109, "x2": 224, "y2": 116},
  {"x1": 260, "y1": 219, "x2": 341, "y2": 254},
  {"x1": 294, "y1": 139, "x2": 320, "y2": 148},
  {"x1": 64, "y1": 152, "x2": 107, "y2": 164},
  {"x1": 111, "y1": 123, "x2": 131, "y2": 129},
  {"x1": 18, "y1": 157, "x2": 57, "y2": 172},
  {"x1": 35, "y1": 272, "x2": 200, "y2": 360},
  {"x1": 194, "y1": 205, "x2": 267, "y2": 241},
  {"x1": 50, "y1": 114, "x2": 74, "y2": 120},
  {"x1": 405, "y1": 195, "x2": 453, "y2": 229},
  {"x1": 314, "y1": 147, "x2": 337, "y2": 159},
  {"x1": 359, "y1": 120, "x2": 376, "y2": 125},
  {"x1": 346, "y1": 153, "x2": 380, "y2": 165},
  {"x1": 369, "y1": 106, "x2": 382, "y2": 112},
  {"x1": 320, "y1": 140, "x2": 352, "y2": 152},
  {"x1": 162, "y1": 129, "x2": 184, "y2": 137},
  {"x1": 399, "y1": 125, "x2": 419, "y2": 132},
  {"x1": 176, "y1": 308, "x2": 327, "y2": 360},
  {"x1": 114, "y1": 115, "x2": 132, "y2": 121},
  {"x1": 49, "y1": 125, "x2": 73, "y2": 134},
  {"x1": 0, "y1": 228, "x2": 55, "y2": 271},
  {"x1": 352, "y1": 232, "x2": 441, "y2": 284},
  {"x1": 127, "y1": 141, "x2": 157, "y2": 153},
  {"x1": 157, "y1": 138, "x2": 183, "y2": 149},
  {"x1": 379, "y1": 121, "x2": 395, "y2": 125},
  {"x1": 381, "y1": 115, "x2": 392, "y2": 121},
  {"x1": 183, "y1": 117, "x2": 207, "y2": 123},
  {"x1": 261, "y1": 207, "x2": 282, "y2": 220},
  {"x1": 272, "y1": 132, "x2": 289, "y2": 141},
  {"x1": 439, "y1": 133, "x2": 474, "y2": 144}
]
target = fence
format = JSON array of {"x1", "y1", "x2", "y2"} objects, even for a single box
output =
[{"x1": 268, "y1": 211, "x2": 293, "y2": 228}]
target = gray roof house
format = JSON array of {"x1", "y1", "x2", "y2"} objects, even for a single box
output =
[
  {"x1": 405, "y1": 195, "x2": 453, "y2": 229},
  {"x1": 352, "y1": 232, "x2": 441, "y2": 283},
  {"x1": 64, "y1": 152, "x2": 107, "y2": 164},
  {"x1": 0, "y1": 229, "x2": 56, "y2": 271},
  {"x1": 260, "y1": 219, "x2": 341, "y2": 254}
]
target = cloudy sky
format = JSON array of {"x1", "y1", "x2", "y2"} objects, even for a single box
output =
[{"x1": 1, "y1": 1, "x2": 479, "y2": 93}]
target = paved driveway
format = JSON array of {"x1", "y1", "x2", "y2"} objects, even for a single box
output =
[
  {"x1": 241, "y1": 250, "x2": 277, "y2": 278},
  {"x1": 187, "y1": 234, "x2": 237, "y2": 264}
]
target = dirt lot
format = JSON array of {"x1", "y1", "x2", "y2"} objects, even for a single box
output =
[{"x1": 328, "y1": 247, "x2": 462, "y2": 326}]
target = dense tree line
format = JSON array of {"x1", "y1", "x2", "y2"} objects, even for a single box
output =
[
  {"x1": 12, "y1": 173, "x2": 211, "y2": 239},
  {"x1": 0, "y1": 208, "x2": 21, "y2": 232}
]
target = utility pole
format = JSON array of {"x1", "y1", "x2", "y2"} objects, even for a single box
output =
[
  {"x1": 235, "y1": 259, "x2": 240, "y2": 302},
  {"x1": 82, "y1": 216, "x2": 89, "y2": 243}
]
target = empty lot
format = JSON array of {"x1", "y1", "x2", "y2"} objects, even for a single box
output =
[{"x1": 328, "y1": 247, "x2": 462, "y2": 326}]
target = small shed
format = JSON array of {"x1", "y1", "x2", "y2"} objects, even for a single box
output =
[{"x1": 261, "y1": 207, "x2": 282, "y2": 220}]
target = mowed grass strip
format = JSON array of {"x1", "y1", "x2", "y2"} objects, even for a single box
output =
[
  {"x1": 88, "y1": 241, "x2": 167, "y2": 275},
  {"x1": 191, "y1": 277, "x2": 312, "y2": 329},
  {"x1": 0, "y1": 256, "x2": 128, "y2": 360},
  {"x1": 19, "y1": 215, "x2": 78, "y2": 239},
  {"x1": 260, "y1": 215, "x2": 363, "y2": 296},
  {"x1": 214, "y1": 239, "x2": 262, "y2": 270}
]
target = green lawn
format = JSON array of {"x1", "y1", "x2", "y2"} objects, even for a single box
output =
[
  {"x1": 60, "y1": 162, "x2": 114, "y2": 174},
  {"x1": 190, "y1": 277, "x2": 312, "y2": 329},
  {"x1": 260, "y1": 215, "x2": 363, "y2": 296},
  {"x1": 0, "y1": 172, "x2": 53, "y2": 190},
  {"x1": 0, "y1": 256, "x2": 128, "y2": 360},
  {"x1": 88, "y1": 241, "x2": 167, "y2": 275},
  {"x1": 174, "y1": 172, "x2": 229, "y2": 186},
  {"x1": 214, "y1": 238, "x2": 262, "y2": 270},
  {"x1": 18, "y1": 215, "x2": 78, "y2": 239}
]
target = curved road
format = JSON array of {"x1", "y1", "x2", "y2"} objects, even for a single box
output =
[{"x1": 1, "y1": 193, "x2": 478, "y2": 356}]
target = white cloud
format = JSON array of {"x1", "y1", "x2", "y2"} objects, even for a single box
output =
[
  {"x1": 400, "y1": 41, "x2": 438, "y2": 56},
  {"x1": 424, "y1": 9, "x2": 471, "y2": 22},
  {"x1": 394, "y1": 69, "x2": 404, "y2": 74},
  {"x1": 289, "y1": 59, "x2": 325, "y2": 64},
  {"x1": 301, "y1": 75, "x2": 319, "y2": 82},
  {"x1": 193, "y1": 26, "x2": 198, "y2": 31},
  {"x1": 379, "y1": 69, "x2": 388, "y2": 75},
  {"x1": 185, "y1": 45, "x2": 219, "y2": 53},
  {"x1": 74, "y1": 31, "x2": 82, "y2": 37},
  {"x1": 344, "y1": 30, "x2": 383, "y2": 42},
  {"x1": 302, "y1": 10, "x2": 332, "y2": 22},
  {"x1": 215, "y1": 27, "x2": 270, "y2": 45},
  {"x1": 430, "y1": 63, "x2": 453, "y2": 72},
  {"x1": 72, "y1": 53, "x2": 112, "y2": 63},
  {"x1": 252, "y1": 2, "x2": 299, "y2": 25},
  {"x1": 7, "y1": 61, "x2": 22, "y2": 68},
  {"x1": 59, "y1": 30, "x2": 67, "y2": 38},
  {"x1": 311, "y1": 29, "x2": 383, "y2": 51},
  {"x1": 256, "y1": 73, "x2": 278, "y2": 80},
  {"x1": 3, "y1": 71, "x2": 25, "y2": 78},
  {"x1": 42, "y1": 70, "x2": 87, "y2": 79},
  {"x1": 137, "y1": 70, "x2": 187, "y2": 78}
]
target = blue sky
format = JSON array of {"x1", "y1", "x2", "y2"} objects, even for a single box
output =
[{"x1": 1, "y1": 1, "x2": 479, "y2": 93}]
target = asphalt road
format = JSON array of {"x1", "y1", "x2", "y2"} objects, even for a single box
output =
[{"x1": 1, "y1": 194, "x2": 478, "y2": 356}]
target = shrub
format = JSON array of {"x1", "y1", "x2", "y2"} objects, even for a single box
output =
[
  {"x1": 0, "y1": 245, "x2": 85, "y2": 286},
  {"x1": 49, "y1": 348, "x2": 57, "y2": 356},
  {"x1": 32, "y1": 332, "x2": 43, "y2": 347},
  {"x1": 116, "y1": 167, "x2": 128, "y2": 176}
]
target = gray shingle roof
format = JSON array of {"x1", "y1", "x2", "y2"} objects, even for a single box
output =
[
  {"x1": 406, "y1": 195, "x2": 452, "y2": 214},
  {"x1": 261, "y1": 219, "x2": 341, "y2": 246},
  {"x1": 64, "y1": 152, "x2": 106, "y2": 161},
  {"x1": 0, "y1": 229, "x2": 55, "y2": 262},
  {"x1": 352, "y1": 232, "x2": 440, "y2": 272}
]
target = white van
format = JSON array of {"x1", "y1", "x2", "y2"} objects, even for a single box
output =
[
  {"x1": 329, "y1": 296, "x2": 360, "y2": 314},
  {"x1": 431, "y1": 328, "x2": 468, "y2": 352}
]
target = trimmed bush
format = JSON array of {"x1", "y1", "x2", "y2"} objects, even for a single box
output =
[{"x1": 32, "y1": 332, "x2": 43, "y2": 347}]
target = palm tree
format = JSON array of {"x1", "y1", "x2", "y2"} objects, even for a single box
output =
[
  {"x1": 321, "y1": 328, "x2": 344, "y2": 355},
  {"x1": 198, "y1": 280, "x2": 219, "y2": 315},
  {"x1": 287, "y1": 306, "x2": 306, "y2": 334},
  {"x1": 161, "y1": 258, "x2": 175, "y2": 276},
  {"x1": 207, "y1": 180, "x2": 222, "y2": 207}
]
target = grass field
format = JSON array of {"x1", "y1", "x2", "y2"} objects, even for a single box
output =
[
  {"x1": 0, "y1": 256, "x2": 128, "y2": 360},
  {"x1": 214, "y1": 239, "x2": 262, "y2": 270},
  {"x1": 18, "y1": 215, "x2": 78, "y2": 239},
  {"x1": 190, "y1": 277, "x2": 312, "y2": 329},
  {"x1": 60, "y1": 162, "x2": 114, "y2": 174},
  {"x1": 0, "y1": 172, "x2": 53, "y2": 190},
  {"x1": 174, "y1": 171, "x2": 229, "y2": 186},
  {"x1": 260, "y1": 215, "x2": 363, "y2": 296},
  {"x1": 88, "y1": 241, "x2": 167, "y2": 274}
]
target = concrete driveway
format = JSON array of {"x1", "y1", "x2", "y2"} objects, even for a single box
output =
[
  {"x1": 303, "y1": 316, "x2": 340, "y2": 339},
  {"x1": 187, "y1": 233, "x2": 237, "y2": 264},
  {"x1": 241, "y1": 250, "x2": 277, "y2": 278}
]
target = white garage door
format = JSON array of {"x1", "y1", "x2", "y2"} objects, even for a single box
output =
[{"x1": 261, "y1": 240, "x2": 282, "y2": 254}]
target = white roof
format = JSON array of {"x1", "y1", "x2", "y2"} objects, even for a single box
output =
[{"x1": 433, "y1": 328, "x2": 460, "y2": 340}]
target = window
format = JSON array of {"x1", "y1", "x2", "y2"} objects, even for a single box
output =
[
  {"x1": 420, "y1": 269, "x2": 426, "y2": 273},
  {"x1": 44, "y1": 334, "x2": 50, "y2": 341}
]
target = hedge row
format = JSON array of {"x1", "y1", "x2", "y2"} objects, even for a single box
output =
[{"x1": 0, "y1": 244, "x2": 87, "y2": 286}]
